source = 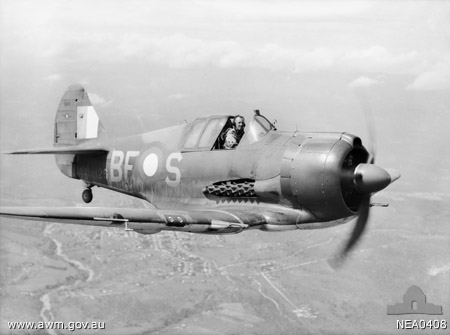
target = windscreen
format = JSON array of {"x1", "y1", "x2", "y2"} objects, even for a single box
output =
[{"x1": 239, "y1": 115, "x2": 275, "y2": 146}]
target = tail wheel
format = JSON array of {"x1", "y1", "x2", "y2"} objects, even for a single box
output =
[{"x1": 82, "y1": 188, "x2": 93, "y2": 203}]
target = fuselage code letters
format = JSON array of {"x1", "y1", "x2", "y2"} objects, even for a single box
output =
[{"x1": 110, "y1": 150, "x2": 182, "y2": 187}]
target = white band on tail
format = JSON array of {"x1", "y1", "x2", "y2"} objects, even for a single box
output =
[{"x1": 77, "y1": 106, "x2": 99, "y2": 139}]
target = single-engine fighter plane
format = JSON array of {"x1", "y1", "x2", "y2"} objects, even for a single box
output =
[{"x1": 1, "y1": 84, "x2": 400, "y2": 261}]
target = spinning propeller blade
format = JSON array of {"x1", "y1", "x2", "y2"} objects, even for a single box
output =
[
  {"x1": 330, "y1": 90, "x2": 400, "y2": 268},
  {"x1": 340, "y1": 194, "x2": 370, "y2": 258}
]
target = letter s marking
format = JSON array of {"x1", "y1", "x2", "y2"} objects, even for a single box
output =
[{"x1": 165, "y1": 152, "x2": 182, "y2": 187}]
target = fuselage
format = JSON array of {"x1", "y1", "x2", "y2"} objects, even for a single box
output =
[{"x1": 72, "y1": 114, "x2": 368, "y2": 226}]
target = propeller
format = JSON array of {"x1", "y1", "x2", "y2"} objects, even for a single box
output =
[
  {"x1": 341, "y1": 194, "x2": 371, "y2": 258},
  {"x1": 329, "y1": 90, "x2": 400, "y2": 268},
  {"x1": 330, "y1": 164, "x2": 400, "y2": 268}
]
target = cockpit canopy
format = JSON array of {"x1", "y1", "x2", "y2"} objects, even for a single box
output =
[
  {"x1": 239, "y1": 111, "x2": 276, "y2": 146},
  {"x1": 181, "y1": 110, "x2": 276, "y2": 152}
]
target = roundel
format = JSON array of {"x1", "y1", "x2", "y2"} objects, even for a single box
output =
[{"x1": 143, "y1": 153, "x2": 159, "y2": 177}]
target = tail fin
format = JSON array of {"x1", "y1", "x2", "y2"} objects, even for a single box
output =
[
  {"x1": 54, "y1": 84, "x2": 108, "y2": 179},
  {"x1": 55, "y1": 84, "x2": 107, "y2": 146}
]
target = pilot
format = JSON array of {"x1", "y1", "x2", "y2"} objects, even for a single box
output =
[{"x1": 224, "y1": 115, "x2": 245, "y2": 149}]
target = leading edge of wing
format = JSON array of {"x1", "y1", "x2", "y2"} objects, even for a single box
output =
[{"x1": 0, "y1": 206, "x2": 260, "y2": 234}]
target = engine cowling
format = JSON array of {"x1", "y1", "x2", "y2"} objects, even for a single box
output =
[{"x1": 286, "y1": 133, "x2": 369, "y2": 220}]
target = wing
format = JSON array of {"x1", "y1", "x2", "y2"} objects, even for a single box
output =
[{"x1": 0, "y1": 206, "x2": 270, "y2": 235}]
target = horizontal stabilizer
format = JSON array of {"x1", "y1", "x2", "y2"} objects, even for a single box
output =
[{"x1": 6, "y1": 146, "x2": 108, "y2": 155}]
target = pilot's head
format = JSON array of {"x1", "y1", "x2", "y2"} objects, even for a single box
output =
[{"x1": 234, "y1": 115, "x2": 245, "y2": 132}]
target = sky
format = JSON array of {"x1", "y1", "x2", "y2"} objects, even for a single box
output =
[
  {"x1": 1, "y1": 1, "x2": 449, "y2": 80},
  {"x1": 1, "y1": 1, "x2": 449, "y2": 86}
]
